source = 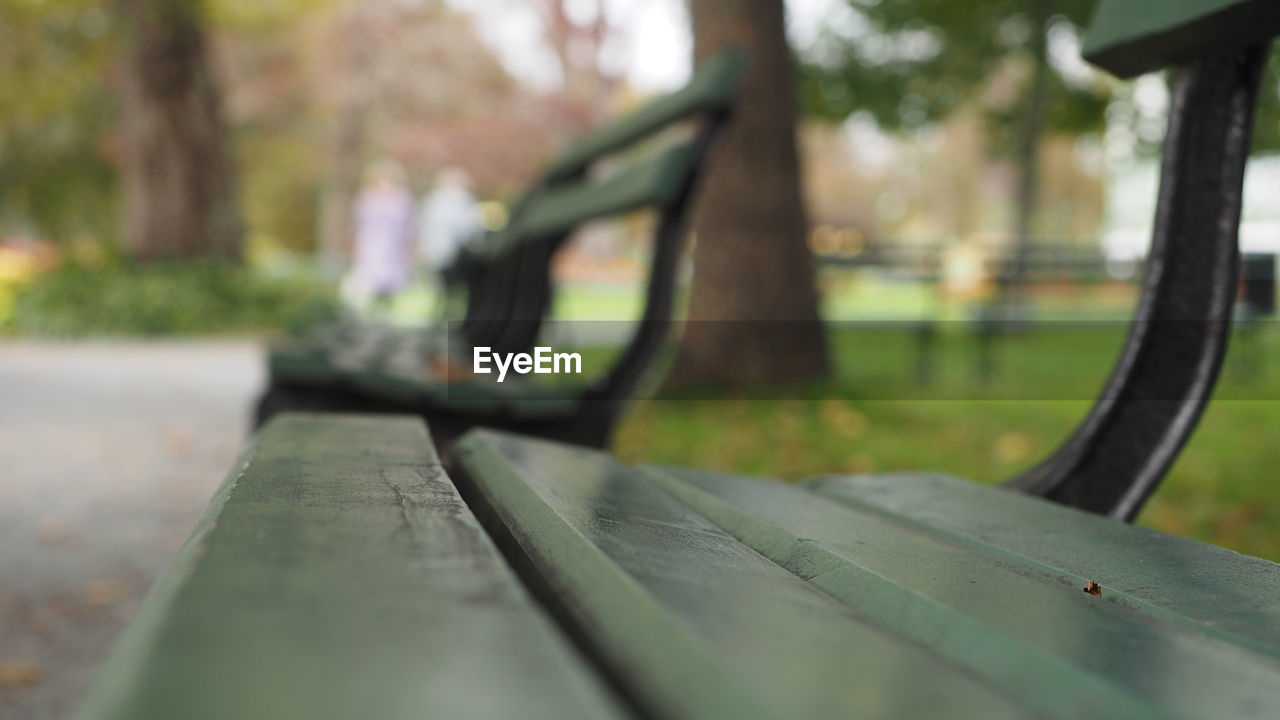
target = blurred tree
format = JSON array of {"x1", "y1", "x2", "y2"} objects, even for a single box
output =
[
  {"x1": 528, "y1": 0, "x2": 629, "y2": 122},
  {"x1": 304, "y1": 0, "x2": 553, "y2": 267},
  {"x1": 0, "y1": 0, "x2": 118, "y2": 245},
  {"x1": 798, "y1": 0, "x2": 1108, "y2": 297},
  {"x1": 115, "y1": 0, "x2": 241, "y2": 260},
  {"x1": 665, "y1": 0, "x2": 829, "y2": 389},
  {"x1": 1251, "y1": 51, "x2": 1280, "y2": 153},
  {"x1": 215, "y1": 7, "x2": 325, "y2": 256},
  {"x1": 311, "y1": 4, "x2": 374, "y2": 271}
]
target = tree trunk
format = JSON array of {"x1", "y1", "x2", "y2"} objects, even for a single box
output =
[
  {"x1": 116, "y1": 0, "x2": 239, "y2": 261},
  {"x1": 664, "y1": 0, "x2": 828, "y2": 389},
  {"x1": 1003, "y1": 0, "x2": 1050, "y2": 307}
]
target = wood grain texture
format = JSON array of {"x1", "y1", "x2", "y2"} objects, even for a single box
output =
[
  {"x1": 807, "y1": 472, "x2": 1280, "y2": 660},
  {"x1": 453, "y1": 429, "x2": 1037, "y2": 720},
  {"x1": 647, "y1": 465, "x2": 1280, "y2": 720},
  {"x1": 78, "y1": 414, "x2": 625, "y2": 720}
]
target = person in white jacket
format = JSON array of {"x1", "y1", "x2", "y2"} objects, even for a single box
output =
[{"x1": 416, "y1": 167, "x2": 481, "y2": 288}]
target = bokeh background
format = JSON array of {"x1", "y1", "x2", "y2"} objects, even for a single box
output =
[{"x1": 3, "y1": 1, "x2": 1280, "y2": 717}]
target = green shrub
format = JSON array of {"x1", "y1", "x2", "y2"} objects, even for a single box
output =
[{"x1": 8, "y1": 259, "x2": 337, "y2": 337}]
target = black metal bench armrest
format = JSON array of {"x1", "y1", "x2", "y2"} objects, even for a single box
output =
[{"x1": 1007, "y1": 15, "x2": 1272, "y2": 517}]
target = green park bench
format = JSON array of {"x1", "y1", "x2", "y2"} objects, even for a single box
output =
[
  {"x1": 80, "y1": 3, "x2": 1280, "y2": 718},
  {"x1": 254, "y1": 49, "x2": 748, "y2": 450}
]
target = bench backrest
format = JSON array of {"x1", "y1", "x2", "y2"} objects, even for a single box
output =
[
  {"x1": 1007, "y1": 3, "x2": 1279, "y2": 519},
  {"x1": 456, "y1": 50, "x2": 747, "y2": 416},
  {"x1": 544, "y1": 49, "x2": 747, "y2": 181},
  {"x1": 460, "y1": 49, "x2": 745, "y2": 268},
  {"x1": 470, "y1": 137, "x2": 701, "y2": 260}
]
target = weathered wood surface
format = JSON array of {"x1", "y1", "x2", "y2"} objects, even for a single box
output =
[
  {"x1": 806, "y1": 471, "x2": 1280, "y2": 660},
  {"x1": 647, "y1": 465, "x2": 1280, "y2": 720},
  {"x1": 1083, "y1": 0, "x2": 1280, "y2": 77},
  {"x1": 453, "y1": 429, "x2": 1039, "y2": 720},
  {"x1": 78, "y1": 414, "x2": 626, "y2": 720},
  {"x1": 82, "y1": 416, "x2": 1280, "y2": 719}
]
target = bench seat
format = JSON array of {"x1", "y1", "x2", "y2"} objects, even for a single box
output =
[
  {"x1": 83, "y1": 416, "x2": 1280, "y2": 719},
  {"x1": 803, "y1": 471, "x2": 1280, "y2": 658},
  {"x1": 453, "y1": 428, "x2": 1280, "y2": 720},
  {"x1": 77, "y1": 415, "x2": 626, "y2": 720}
]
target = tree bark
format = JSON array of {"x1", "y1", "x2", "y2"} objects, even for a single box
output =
[
  {"x1": 664, "y1": 0, "x2": 828, "y2": 389},
  {"x1": 116, "y1": 0, "x2": 240, "y2": 261}
]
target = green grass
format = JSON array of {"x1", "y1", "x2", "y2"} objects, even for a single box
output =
[{"x1": 613, "y1": 323, "x2": 1280, "y2": 562}]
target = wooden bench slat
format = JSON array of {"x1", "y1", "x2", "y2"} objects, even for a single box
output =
[
  {"x1": 496, "y1": 140, "x2": 696, "y2": 250},
  {"x1": 1083, "y1": 0, "x2": 1280, "y2": 77},
  {"x1": 545, "y1": 48, "x2": 746, "y2": 179},
  {"x1": 645, "y1": 465, "x2": 1280, "y2": 720},
  {"x1": 452, "y1": 429, "x2": 1040, "y2": 720},
  {"x1": 806, "y1": 472, "x2": 1280, "y2": 659},
  {"x1": 78, "y1": 415, "x2": 626, "y2": 720}
]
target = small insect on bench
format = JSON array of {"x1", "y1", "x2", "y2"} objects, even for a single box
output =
[
  {"x1": 81, "y1": 4, "x2": 1280, "y2": 719},
  {"x1": 254, "y1": 50, "x2": 748, "y2": 450}
]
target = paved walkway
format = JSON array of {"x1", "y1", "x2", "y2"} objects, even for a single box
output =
[{"x1": 0, "y1": 340, "x2": 263, "y2": 719}]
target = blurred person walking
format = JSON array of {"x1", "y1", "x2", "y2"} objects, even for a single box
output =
[
  {"x1": 416, "y1": 167, "x2": 481, "y2": 289},
  {"x1": 343, "y1": 160, "x2": 414, "y2": 310}
]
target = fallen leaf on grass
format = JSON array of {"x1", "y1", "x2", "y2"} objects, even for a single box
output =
[
  {"x1": 994, "y1": 432, "x2": 1033, "y2": 464},
  {"x1": 821, "y1": 399, "x2": 869, "y2": 440},
  {"x1": 429, "y1": 356, "x2": 473, "y2": 382}
]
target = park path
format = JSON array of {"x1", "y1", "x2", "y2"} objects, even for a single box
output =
[{"x1": 0, "y1": 340, "x2": 263, "y2": 719}]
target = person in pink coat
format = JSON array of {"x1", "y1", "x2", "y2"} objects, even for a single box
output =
[{"x1": 349, "y1": 159, "x2": 414, "y2": 306}]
